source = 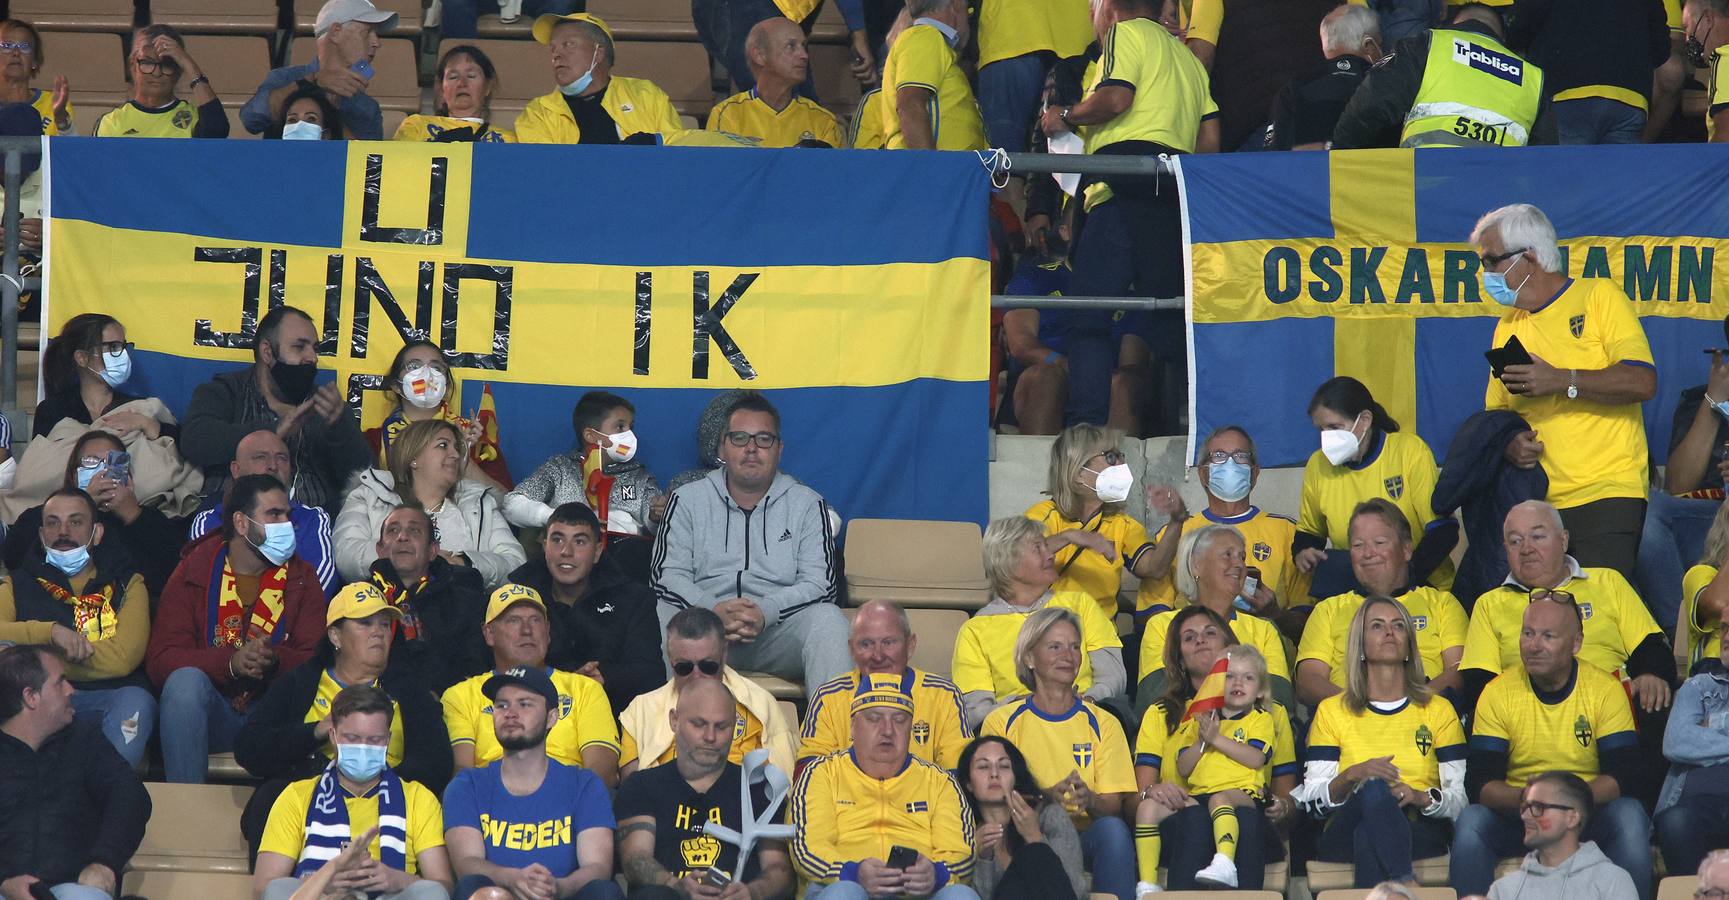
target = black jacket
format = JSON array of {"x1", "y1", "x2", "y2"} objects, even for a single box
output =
[
  {"x1": 1211, "y1": 0, "x2": 1337, "y2": 150},
  {"x1": 1432, "y1": 409, "x2": 1548, "y2": 611},
  {"x1": 1266, "y1": 55, "x2": 1371, "y2": 149},
  {"x1": 1507, "y1": 0, "x2": 1670, "y2": 103},
  {"x1": 232, "y1": 650, "x2": 453, "y2": 793},
  {"x1": 369, "y1": 557, "x2": 490, "y2": 694},
  {"x1": 508, "y1": 556, "x2": 667, "y2": 716},
  {"x1": 31, "y1": 388, "x2": 180, "y2": 441},
  {"x1": 0, "y1": 720, "x2": 151, "y2": 884},
  {"x1": 3, "y1": 504, "x2": 183, "y2": 603}
]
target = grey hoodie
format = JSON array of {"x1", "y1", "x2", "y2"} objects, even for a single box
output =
[
  {"x1": 1487, "y1": 840, "x2": 1639, "y2": 900},
  {"x1": 650, "y1": 468, "x2": 838, "y2": 622}
]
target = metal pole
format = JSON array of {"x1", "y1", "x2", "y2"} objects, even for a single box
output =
[
  {"x1": 1003, "y1": 151, "x2": 1172, "y2": 177},
  {"x1": 991, "y1": 294, "x2": 1181, "y2": 311}
]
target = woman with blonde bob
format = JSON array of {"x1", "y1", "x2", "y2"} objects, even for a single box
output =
[
  {"x1": 1294, "y1": 596, "x2": 1467, "y2": 888},
  {"x1": 1025, "y1": 424, "x2": 1162, "y2": 617},
  {"x1": 1679, "y1": 501, "x2": 1729, "y2": 674}
]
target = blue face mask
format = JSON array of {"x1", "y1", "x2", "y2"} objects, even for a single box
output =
[
  {"x1": 75, "y1": 461, "x2": 104, "y2": 492},
  {"x1": 1207, "y1": 459, "x2": 1252, "y2": 503},
  {"x1": 246, "y1": 517, "x2": 297, "y2": 566},
  {"x1": 98, "y1": 349, "x2": 131, "y2": 388},
  {"x1": 45, "y1": 543, "x2": 90, "y2": 577},
  {"x1": 558, "y1": 48, "x2": 601, "y2": 96},
  {"x1": 1481, "y1": 256, "x2": 1530, "y2": 307},
  {"x1": 335, "y1": 743, "x2": 387, "y2": 782}
]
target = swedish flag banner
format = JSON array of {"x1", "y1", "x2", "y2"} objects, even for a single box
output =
[
  {"x1": 46, "y1": 139, "x2": 991, "y2": 522},
  {"x1": 1177, "y1": 145, "x2": 1729, "y2": 468}
]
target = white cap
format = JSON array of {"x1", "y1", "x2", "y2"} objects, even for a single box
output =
[{"x1": 315, "y1": 0, "x2": 398, "y2": 36}]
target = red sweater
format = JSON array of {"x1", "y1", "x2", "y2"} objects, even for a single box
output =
[{"x1": 145, "y1": 532, "x2": 327, "y2": 708}]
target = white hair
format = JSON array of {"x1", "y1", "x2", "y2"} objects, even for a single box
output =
[
  {"x1": 1701, "y1": 849, "x2": 1729, "y2": 880},
  {"x1": 1471, "y1": 203, "x2": 1563, "y2": 274},
  {"x1": 1320, "y1": 4, "x2": 1379, "y2": 57},
  {"x1": 1174, "y1": 524, "x2": 1244, "y2": 602}
]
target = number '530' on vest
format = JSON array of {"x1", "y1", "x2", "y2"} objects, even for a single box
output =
[{"x1": 1401, "y1": 28, "x2": 1545, "y2": 148}]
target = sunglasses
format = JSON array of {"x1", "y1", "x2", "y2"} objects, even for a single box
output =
[
  {"x1": 671, "y1": 659, "x2": 722, "y2": 677},
  {"x1": 1528, "y1": 588, "x2": 1576, "y2": 605}
]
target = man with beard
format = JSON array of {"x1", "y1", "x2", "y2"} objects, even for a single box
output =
[
  {"x1": 183, "y1": 305, "x2": 370, "y2": 516},
  {"x1": 443, "y1": 666, "x2": 625, "y2": 900},
  {"x1": 188, "y1": 429, "x2": 338, "y2": 597}
]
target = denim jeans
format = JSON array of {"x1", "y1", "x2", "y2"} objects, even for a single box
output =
[
  {"x1": 1080, "y1": 816, "x2": 1134, "y2": 900},
  {"x1": 1554, "y1": 97, "x2": 1647, "y2": 145},
  {"x1": 1315, "y1": 780, "x2": 1451, "y2": 887},
  {"x1": 440, "y1": 0, "x2": 582, "y2": 39},
  {"x1": 1655, "y1": 798, "x2": 1729, "y2": 881},
  {"x1": 977, "y1": 54, "x2": 1048, "y2": 152},
  {"x1": 808, "y1": 881, "x2": 980, "y2": 900},
  {"x1": 1636, "y1": 490, "x2": 1718, "y2": 633},
  {"x1": 461, "y1": 875, "x2": 622, "y2": 900},
  {"x1": 1450, "y1": 798, "x2": 1653, "y2": 899},
  {"x1": 159, "y1": 667, "x2": 248, "y2": 783},
  {"x1": 70, "y1": 685, "x2": 156, "y2": 768},
  {"x1": 692, "y1": 0, "x2": 818, "y2": 97}
]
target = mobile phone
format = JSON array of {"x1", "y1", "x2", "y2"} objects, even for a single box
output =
[
  {"x1": 886, "y1": 845, "x2": 918, "y2": 870},
  {"x1": 104, "y1": 450, "x2": 131, "y2": 486},
  {"x1": 351, "y1": 58, "x2": 374, "y2": 79},
  {"x1": 703, "y1": 867, "x2": 733, "y2": 888},
  {"x1": 1235, "y1": 567, "x2": 1260, "y2": 611},
  {"x1": 1484, "y1": 334, "x2": 1533, "y2": 380}
]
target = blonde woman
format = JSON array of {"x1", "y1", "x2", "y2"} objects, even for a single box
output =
[
  {"x1": 1025, "y1": 424, "x2": 1162, "y2": 617},
  {"x1": 1680, "y1": 501, "x2": 1729, "y2": 675}
]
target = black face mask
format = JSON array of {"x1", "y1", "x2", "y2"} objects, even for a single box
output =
[{"x1": 270, "y1": 359, "x2": 318, "y2": 404}]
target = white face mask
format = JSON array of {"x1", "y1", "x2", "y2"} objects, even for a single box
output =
[
  {"x1": 603, "y1": 429, "x2": 638, "y2": 463},
  {"x1": 281, "y1": 119, "x2": 324, "y2": 141},
  {"x1": 400, "y1": 364, "x2": 447, "y2": 410},
  {"x1": 1088, "y1": 463, "x2": 1134, "y2": 503},
  {"x1": 1320, "y1": 413, "x2": 1366, "y2": 466}
]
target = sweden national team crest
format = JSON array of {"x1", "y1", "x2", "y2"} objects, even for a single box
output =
[
  {"x1": 1570, "y1": 314, "x2": 1585, "y2": 338},
  {"x1": 559, "y1": 693, "x2": 574, "y2": 718},
  {"x1": 1385, "y1": 475, "x2": 1404, "y2": 499},
  {"x1": 1580, "y1": 602, "x2": 1593, "y2": 620},
  {"x1": 1573, "y1": 714, "x2": 1593, "y2": 748},
  {"x1": 1411, "y1": 615, "x2": 1428, "y2": 630},
  {"x1": 1252, "y1": 542, "x2": 1271, "y2": 562},
  {"x1": 172, "y1": 107, "x2": 192, "y2": 129},
  {"x1": 912, "y1": 721, "x2": 931, "y2": 744},
  {"x1": 1415, "y1": 723, "x2": 1433, "y2": 756},
  {"x1": 1072, "y1": 742, "x2": 1094, "y2": 768},
  {"x1": 906, "y1": 800, "x2": 929, "y2": 813}
]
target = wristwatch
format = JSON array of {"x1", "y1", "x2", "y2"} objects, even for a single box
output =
[
  {"x1": 1566, "y1": 369, "x2": 1578, "y2": 400},
  {"x1": 1059, "y1": 106, "x2": 1073, "y2": 125}
]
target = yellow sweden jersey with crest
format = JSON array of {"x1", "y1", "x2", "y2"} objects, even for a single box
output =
[
  {"x1": 307, "y1": 669, "x2": 405, "y2": 765},
  {"x1": 442, "y1": 668, "x2": 618, "y2": 767},
  {"x1": 1134, "y1": 700, "x2": 1299, "y2": 789},
  {"x1": 1299, "y1": 587, "x2": 1468, "y2": 686},
  {"x1": 881, "y1": 23, "x2": 987, "y2": 151},
  {"x1": 392, "y1": 114, "x2": 513, "y2": 142},
  {"x1": 1461, "y1": 566, "x2": 1660, "y2": 677},
  {"x1": 790, "y1": 750, "x2": 975, "y2": 885},
  {"x1": 94, "y1": 99, "x2": 202, "y2": 137},
  {"x1": 799, "y1": 667, "x2": 971, "y2": 768},
  {"x1": 981, "y1": 696, "x2": 1136, "y2": 805},
  {"x1": 1683, "y1": 564, "x2": 1724, "y2": 671},
  {"x1": 1140, "y1": 607, "x2": 1291, "y2": 684},
  {"x1": 1026, "y1": 500, "x2": 1153, "y2": 616},
  {"x1": 707, "y1": 90, "x2": 842, "y2": 148},
  {"x1": 1139, "y1": 507, "x2": 1308, "y2": 614},
  {"x1": 1470, "y1": 660, "x2": 1636, "y2": 787},
  {"x1": 1297, "y1": 430, "x2": 1454, "y2": 589},
  {"x1": 951, "y1": 592, "x2": 1121, "y2": 700},
  {"x1": 1306, "y1": 694, "x2": 1465, "y2": 792}
]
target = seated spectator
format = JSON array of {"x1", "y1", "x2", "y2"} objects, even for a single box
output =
[
  {"x1": 1655, "y1": 620, "x2": 1729, "y2": 878},
  {"x1": 504, "y1": 390, "x2": 663, "y2": 561},
  {"x1": 799, "y1": 600, "x2": 970, "y2": 770},
  {"x1": 335, "y1": 419, "x2": 524, "y2": 588},
  {"x1": 1680, "y1": 503, "x2": 1729, "y2": 674},
  {"x1": 366, "y1": 504, "x2": 488, "y2": 693},
  {"x1": 255, "y1": 684, "x2": 453, "y2": 900},
  {"x1": 183, "y1": 306, "x2": 370, "y2": 515},
  {"x1": 441, "y1": 666, "x2": 624, "y2": 900},
  {"x1": 0, "y1": 20, "x2": 71, "y2": 135},
  {"x1": 791, "y1": 680, "x2": 979, "y2": 900},
  {"x1": 236, "y1": 583, "x2": 452, "y2": 852},
  {"x1": 1294, "y1": 596, "x2": 1466, "y2": 888},
  {"x1": 883, "y1": 0, "x2": 987, "y2": 150},
  {"x1": 514, "y1": 13, "x2": 681, "y2": 144},
  {"x1": 505, "y1": 503, "x2": 665, "y2": 715},
  {"x1": 620, "y1": 608, "x2": 797, "y2": 776},
  {"x1": 1263, "y1": 4, "x2": 1381, "y2": 150},
  {"x1": 267, "y1": 85, "x2": 344, "y2": 140},
  {"x1": 650, "y1": 391, "x2": 847, "y2": 692},
  {"x1": 981, "y1": 608, "x2": 1134, "y2": 900},
  {"x1": 1138, "y1": 525, "x2": 1293, "y2": 711},
  {"x1": 3, "y1": 430, "x2": 185, "y2": 600},
  {"x1": 33, "y1": 314, "x2": 175, "y2": 441},
  {"x1": 0, "y1": 644, "x2": 151, "y2": 900},
  {"x1": 1687, "y1": 0, "x2": 1729, "y2": 141},
  {"x1": 1296, "y1": 500, "x2": 1467, "y2": 708},
  {"x1": 1451, "y1": 599, "x2": 1652, "y2": 899},
  {"x1": 1483, "y1": 772, "x2": 1638, "y2": 900},
  {"x1": 363, "y1": 341, "x2": 511, "y2": 493},
  {"x1": 1134, "y1": 606, "x2": 1295, "y2": 892},
  {"x1": 441, "y1": 0, "x2": 581, "y2": 41},
  {"x1": 1298, "y1": 377, "x2": 1456, "y2": 599},
  {"x1": 952, "y1": 517, "x2": 1124, "y2": 730},
  {"x1": 707, "y1": 18, "x2": 842, "y2": 147},
  {"x1": 0, "y1": 489, "x2": 155, "y2": 766},
  {"x1": 441, "y1": 584, "x2": 618, "y2": 782},
  {"x1": 189, "y1": 429, "x2": 338, "y2": 598},
  {"x1": 95, "y1": 25, "x2": 228, "y2": 138},
  {"x1": 241, "y1": 0, "x2": 395, "y2": 139},
  {"x1": 1509, "y1": 0, "x2": 1669, "y2": 145},
  {"x1": 957, "y1": 735, "x2": 1085, "y2": 900},
  {"x1": 1143, "y1": 425, "x2": 1309, "y2": 639},
  {"x1": 395, "y1": 45, "x2": 512, "y2": 143},
  {"x1": 616, "y1": 678, "x2": 797, "y2": 900},
  {"x1": 1637, "y1": 349, "x2": 1729, "y2": 635},
  {"x1": 1025, "y1": 424, "x2": 1159, "y2": 617},
  {"x1": 146, "y1": 474, "x2": 327, "y2": 783},
  {"x1": 1697, "y1": 852, "x2": 1729, "y2": 900},
  {"x1": 997, "y1": 255, "x2": 1076, "y2": 437}
]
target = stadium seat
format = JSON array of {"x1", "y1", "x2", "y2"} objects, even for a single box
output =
[
  {"x1": 743, "y1": 671, "x2": 803, "y2": 701},
  {"x1": 205, "y1": 751, "x2": 251, "y2": 781},
  {"x1": 436, "y1": 38, "x2": 543, "y2": 116},
  {"x1": 584, "y1": 0, "x2": 698, "y2": 41},
  {"x1": 289, "y1": 36, "x2": 423, "y2": 114},
  {"x1": 148, "y1": 0, "x2": 281, "y2": 36},
  {"x1": 294, "y1": 0, "x2": 425, "y2": 36},
  {"x1": 612, "y1": 41, "x2": 715, "y2": 119},
  {"x1": 777, "y1": 699, "x2": 799, "y2": 732},
  {"x1": 1307, "y1": 856, "x2": 1451, "y2": 891},
  {"x1": 383, "y1": 107, "x2": 409, "y2": 138},
  {"x1": 1153, "y1": 892, "x2": 1281, "y2": 900},
  {"x1": 34, "y1": 32, "x2": 128, "y2": 116},
  {"x1": 809, "y1": 43, "x2": 861, "y2": 112},
  {"x1": 841, "y1": 606, "x2": 968, "y2": 679},
  {"x1": 121, "y1": 869, "x2": 252, "y2": 900},
  {"x1": 181, "y1": 35, "x2": 273, "y2": 104},
  {"x1": 9, "y1": 0, "x2": 135, "y2": 34},
  {"x1": 1317, "y1": 890, "x2": 1457, "y2": 900},
  {"x1": 1155, "y1": 862, "x2": 1286, "y2": 892},
  {"x1": 845, "y1": 519, "x2": 992, "y2": 611},
  {"x1": 1659, "y1": 876, "x2": 1701, "y2": 900},
  {"x1": 130, "y1": 782, "x2": 251, "y2": 873},
  {"x1": 78, "y1": 105, "x2": 117, "y2": 137},
  {"x1": 222, "y1": 103, "x2": 261, "y2": 139}
]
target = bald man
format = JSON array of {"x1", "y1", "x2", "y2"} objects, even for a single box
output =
[
  {"x1": 797, "y1": 601, "x2": 969, "y2": 772},
  {"x1": 706, "y1": 17, "x2": 843, "y2": 147},
  {"x1": 616, "y1": 679, "x2": 796, "y2": 900},
  {"x1": 187, "y1": 429, "x2": 337, "y2": 596}
]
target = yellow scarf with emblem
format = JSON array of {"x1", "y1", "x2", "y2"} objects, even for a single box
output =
[{"x1": 36, "y1": 579, "x2": 117, "y2": 641}]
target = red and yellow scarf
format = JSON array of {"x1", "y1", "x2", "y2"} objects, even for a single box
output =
[
  {"x1": 205, "y1": 547, "x2": 289, "y2": 648},
  {"x1": 36, "y1": 579, "x2": 117, "y2": 642},
  {"x1": 370, "y1": 568, "x2": 428, "y2": 641}
]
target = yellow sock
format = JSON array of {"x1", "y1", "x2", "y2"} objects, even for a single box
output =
[
  {"x1": 1135, "y1": 823, "x2": 1161, "y2": 883},
  {"x1": 1211, "y1": 806, "x2": 1239, "y2": 862}
]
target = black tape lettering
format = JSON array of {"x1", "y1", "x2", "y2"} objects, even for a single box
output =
[
  {"x1": 691, "y1": 271, "x2": 758, "y2": 381},
  {"x1": 192, "y1": 246, "x2": 265, "y2": 350},
  {"x1": 440, "y1": 263, "x2": 512, "y2": 370},
  {"x1": 359, "y1": 153, "x2": 447, "y2": 246},
  {"x1": 267, "y1": 248, "x2": 287, "y2": 311},
  {"x1": 634, "y1": 271, "x2": 652, "y2": 376},
  {"x1": 352, "y1": 256, "x2": 435, "y2": 358},
  {"x1": 320, "y1": 254, "x2": 345, "y2": 356}
]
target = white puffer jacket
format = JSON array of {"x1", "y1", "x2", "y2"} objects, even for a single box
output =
[{"x1": 332, "y1": 468, "x2": 525, "y2": 589}]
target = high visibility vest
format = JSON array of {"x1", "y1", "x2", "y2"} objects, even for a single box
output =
[{"x1": 1400, "y1": 28, "x2": 1544, "y2": 148}]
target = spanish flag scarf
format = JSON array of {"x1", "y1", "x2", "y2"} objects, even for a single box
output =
[
  {"x1": 205, "y1": 545, "x2": 289, "y2": 648},
  {"x1": 35, "y1": 578, "x2": 117, "y2": 642}
]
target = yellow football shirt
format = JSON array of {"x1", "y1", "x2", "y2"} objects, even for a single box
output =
[
  {"x1": 951, "y1": 592, "x2": 1122, "y2": 700},
  {"x1": 1471, "y1": 661, "x2": 1636, "y2": 787},
  {"x1": 259, "y1": 775, "x2": 444, "y2": 873},
  {"x1": 707, "y1": 90, "x2": 842, "y2": 148},
  {"x1": 1027, "y1": 499, "x2": 1154, "y2": 616},
  {"x1": 621, "y1": 703, "x2": 764, "y2": 769},
  {"x1": 977, "y1": 0, "x2": 1093, "y2": 69},
  {"x1": 1179, "y1": 0, "x2": 1224, "y2": 46},
  {"x1": 851, "y1": 89, "x2": 886, "y2": 150},
  {"x1": 1711, "y1": 46, "x2": 1729, "y2": 141},
  {"x1": 1682, "y1": 564, "x2": 1724, "y2": 671},
  {"x1": 1134, "y1": 700, "x2": 1299, "y2": 788},
  {"x1": 31, "y1": 90, "x2": 70, "y2": 136},
  {"x1": 790, "y1": 751, "x2": 975, "y2": 885},
  {"x1": 1485, "y1": 277, "x2": 1654, "y2": 508},
  {"x1": 982, "y1": 696, "x2": 1137, "y2": 803},
  {"x1": 1298, "y1": 430, "x2": 1454, "y2": 589},
  {"x1": 1082, "y1": 17, "x2": 1217, "y2": 155},
  {"x1": 799, "y1": 667, "x2": 971, "y2": 767},
  {"x1": 442, "y1": 668, "x2": 619, "y2": 768},
  {"x1": 1298, "y1": 587, "x2": 1468, "y2": 687},
  {"x1": 392, "y1": 114, "x2": 513, "y2": 143},
  {"x1": 93, "y1": 99, "x2": 204, "y2": 138},
  {"x1": 1140, "y1": 607, "x2": 1291, "y2": 686},
  {"x1": 1139, "y1": 507, "x2": 1309, "y2": 614},
  {"x1": 1306, "y1": 694, "x2": 1466, "y2": 793},
  {"x1": 1169, "y1": 706, "x2": 1275, "y2": 797},
  {"x1": 1461, "y1": 565, "x2": 1661, "y2": 677},
  {"x1": 306, "y1": 670, "x2": 405, "y2": 766},
  {"x1": 882, "y1": 23, "x2": 988, "y2": 151}
]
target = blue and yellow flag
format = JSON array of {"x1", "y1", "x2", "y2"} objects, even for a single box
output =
[
  {"x1": 1178, "y1": 145, "x2": 1729, "y2": 468},
  {"x1": 46, "y1": 139, "x2": 991, "y2": 522}
]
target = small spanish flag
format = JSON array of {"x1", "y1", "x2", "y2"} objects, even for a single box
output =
[
  {"x1": 473, "y1": 384, "x2": 503, "y2": 464},
  {"x1": 1183, "y1": 656, "x2": 1229, "y2": 723},
  {"x1": 582, "y1": 445, "x2": 614, "y2": 524}
]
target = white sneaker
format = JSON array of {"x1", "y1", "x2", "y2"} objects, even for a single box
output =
[
  {"x1": 1135, "y1": 881, "x2": 1163, "y2": 899},
  {"x1": 1194, "y1": 853, "x2": 1238, "y2": 889}
]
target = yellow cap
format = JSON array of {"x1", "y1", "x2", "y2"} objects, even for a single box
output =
[
  {"x1": 485, "y1": 583, "x2": 546, "y2": 624},
  {"x1": 326, "y1": 582, "x2": 402, "y2": 627},
  {"x1": 850, "y1": 674, "x2": 915, "y2": 716},
  {"x1": 532, "y1": 12, "x2": 614, "y2": 45}
]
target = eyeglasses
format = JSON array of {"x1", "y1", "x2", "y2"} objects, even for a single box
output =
[
  {"x1": 134, "y1": 57, "x2": 180, "y2": 74},
  {"x1": 1479, "y1": 248, "x2": 1527, "y2": 269},
  {"x1": 99, "y1": 340, "x2": 135, "y2": 355},
  {"x1": 1204, "y1": 450, "x2": 1253, "y2": 466},
  {"x1": 1518, "y1": 800, "x2": 1576, "y2": 817},
  {"x1": 1528, "y1": 588, "x2": 1576, "y2": 605},
  {"x1": 724, "y1": 431, "x2": 779, "y2": 449},
  {"x1": 1088, "y1": 450, "x2": 1127, "y2": 467},
  {"x1": 0, "y1": 41, "x2": 33, "y2": 55},
  {"x1": 671, "y1": 659, "x2": 722, "y2": 677},
  {"x1": 1694, "y1": 888, "x2": 1729, "y2": 899}
]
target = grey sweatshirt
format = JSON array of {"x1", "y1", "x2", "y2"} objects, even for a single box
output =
[
  {"x1": 650, "y1": 469, "x2": 838, "y2": 622},
  {"x1": 1487, "y1": 841, "x2": 1639, "y2": 900}
]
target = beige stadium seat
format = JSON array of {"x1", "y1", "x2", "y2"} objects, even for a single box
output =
[
  {"x1": 294, "y1": 0, "x2": 425, "y2": 36},
  {"x1": 809, "y1": 43, "x2": 859, "y2": 113},
  {"x1": 1153, "y1": 892, "x2": 1282, "y2": 900},
  {"x1": 78, "y1": 105, "x2": 116, "y2": 137},
  {"x1": 1308, "y1": 855, "x2": 1451, "y2": 891},
  {"x1": 842, "y1": 607, "x2": 967, "y2": 679},
  {"x1": 584, "y1": 0, "x2": 697, "y2": 40},
  {"x1": 205, "y1": 751, "x2": 252, "y2": 781},
  {"x1": 1155, "y1": 862, "x2": 1285, "y2": 893},
  {"x1": 1317, "y1": 890, "x2": 1458, "y2": 900},
  {"x1": 777, "y1": 699, "x2": 799, "y2": 732},
  {"x1": 222, "y1": 103, "x2": 261, "y2": 138},
  {"x1": 612, "y1": 40, "x2": 714, "y2": 119},
  {"x1": 9, "y1": 0, "x2": 135, "y2": 33},
  {"x1": 35, "y1": 32, "x2": 128, "y2": 114},
  {"x1": 182, "y1": 35, "x2": 273, "y2": 103},
  {"x1": 845, "y1": 519, "x2": 992, "y2": 611},
  {"x1": 438, "y1": 38, "x2": 545, "y2": 117},
  {"x1": 123, "y1": 869, "x2": 253, "y2": 899},
  {"x1": 743, "y1": 671, "x2": 803, "y2": 701},
  {"x1": 148, "y1": 0, "x2": 280, "y2": 35},
  {"x1": 131, "y1": 782, "x2": 252, "y2": 873},
  {"x1": 383, "y1": 106, "x2": 409, "y2": 138},
  {"x1": 1659, "y1": 876, "x2": 1701, "y2": 900},
  {"x1": 809, "y1": 0, "x2": 850, "y2": 44},
  {"x1": 290, "y1": 36, "x2": 422, "y2": 113}
]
